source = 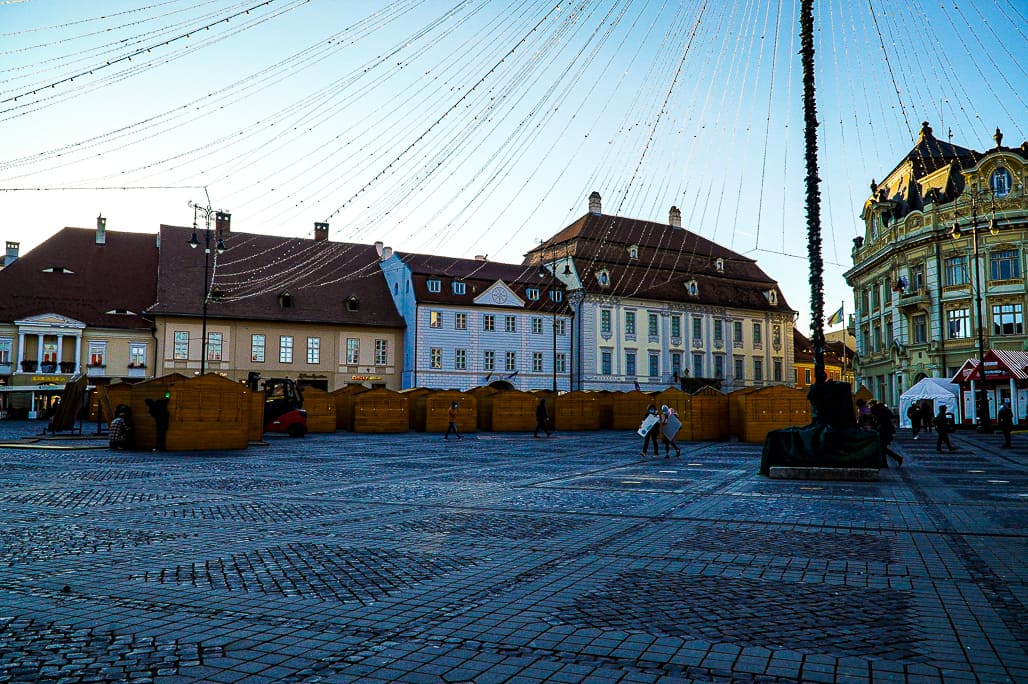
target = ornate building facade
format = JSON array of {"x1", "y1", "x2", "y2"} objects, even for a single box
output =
[{"x1": 844, "y1": 122, "x2": 1028, "y2": 417}]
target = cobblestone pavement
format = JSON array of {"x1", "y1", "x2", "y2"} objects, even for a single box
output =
[{"x1": 0, "y1": 421, "x2": 1025, "y2": 683}]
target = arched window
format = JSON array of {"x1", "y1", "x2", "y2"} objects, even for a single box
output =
[{"x1": 990, "y1": 167, "x2": 1013, "y2": 197}]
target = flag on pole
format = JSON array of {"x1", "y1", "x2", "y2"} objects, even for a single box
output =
[{"x1": 826, "y1": 305, "x2": 844, "y2": 326}]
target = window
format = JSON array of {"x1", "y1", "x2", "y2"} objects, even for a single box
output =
[
  {"x1": 375, "y1": 339, "x2": 388, "y2": 365},
  {"x1": 346, "y1": 338, "x2": 360, "y2": 364},
  {"x1": 805, "y1": 369, "x2": 812, "y2": 385},
  {"x1": 597, "y1": 270, "x2": 610, "y2": 287},
  {"x1": 671, "y1": 352, "x2": 682, "y2": 378},
  {"x1": 990, "y1": 167, "x2": 1013, "y2": 197},
  {"x1": 670, "y1": 315, "x2": 681, "y2": 339},
  {"x1": 912, "y1": 315, "x2": 927, "y2": 344},
  {"x1": 601, "y1": 349, "x2": 613, "y2": 374},
  {"x1": 648, "y1": 352, "x2": 659, "y2": 377},
  {"x1": 990, "y1": 249, "x2": 1021, "y2": 281},
  {"x1": 206, "y1": 333, "x2": 222, "y2": 362},
  {"x1": 427, "y1": 279, "x2": 441, "y2": 293},
  {"x1": 625, "y1": 350, "x2": 637, "y2": 376},
  {"x1": 945, "y1": 256, "x2": 969, "y2": 286},
  {"x1": 992, "y1": 303, "x2": 1024, "y2": 336},
  {"x1": 307, "y1": 337, "x2": 320, "y2": 364},
  {"x1": 555, "y1": 319, "x2": 567, "y2": 336},
  {"x1": 753, "y1": 358, "x2": 764, "y2": 382},
  {"x1": 714, "y1": 319, "x2": 723, "y2": 343},
  {"x1": 910, "y1": 263, "x2": 925, "y2": 291},
  {"x1": 533, "y1": 352, "x2": 543, "y2": 373},
  {"x1": 0, "y1": 338, "x2": 10, "y2": 365},
  {"x1": 484, "y1": 350, "x2": 495, "y2": 371},
  {"x1": 532, "y1": 318, "x2": 543, "y2": 334},
  {"x1": 549, "y1": 290, "x2": 563, "y2": 303},
  {"x1": 555, "y1": 353, "x2": 566, "y2": 373},
  {"x1": 455, "y1": 349, "x2": 467, "y2": 370},
  {"x1": 692, "y1": 316, "x2": 702, "y2": 340},
  {"x1": 885, "y1": 319, "x2": 894, "y2": 347},
  {"x1": 526, "y1": 287, "x2": 540, "y2": 301},
  {"x1": 505, "y1": 316, "x2": 516, "y2": 333},
  {"x1": 773, "y1": 359, "x2": 783, "y2": 382},
  {"x1": 88, "y1": 341, "x2": 106, "y2": 367},
  {"x1": 505, "y1": 351, "x2": 516, "y2": 372},
  {"x1": 947, "y1": 309, "x2": 970, "y2": 339},
  {"x1": 648, "y1": 313, "x2": 659, "y2": 339},
  {"x1": 752, "y1": 322, "x2": 762, "y2": 346},
  {"x1": 872, "y1": 285, "x2": 881, "y2": 310},
  {"x1": 279, "y1": 336, "x2": 293, "y2": 363},
  {"x1": 430, "y1": 348, "x2": 442, "y2": 369},
  {"x1": 734, "y1": 358, "x2": 744, "y2": 380},
  {"x1": 41, "y1": 340, "x2": 56, "y2": 364},
  {"x1": 600, "y1": 310, "x2": 612, "y2": 335},
  {"x1": 732, "y1": 321, "x2": 743, "y2": 345},
  {"x1": 872, "y1": 324, "x2": 882, "y2": 352},
  {"x1": 455, "y1": 313, "x2": 467, "y2": 330},
  {"x1": 129, "y1": 342, "x2": 147, "y2": 367},
  {"x1": 484, "y1": 314, "x2": 495, "y2": 332},
  {"x1": 452, "y1": 280, "x2": 466, "y2": 295},
  {"x1": 173, "y1": 331, "x2": 189, "y2": 360},
  {"x1": 345, "y1": 296, "x2": 359, "y2": 312},
  {"x1": 629, "y1": 245, "x2": 639, "y2": 259},
  {"x1": 692, "y1": 353, "x2": 703, "y2": 378},
  {"x1": 625, "y1": 311, "x2": 636, "y2": 336},
  {"x1": 430, "y1": 311, "x2": 442, "y2": 328},
  {"x1": 714, "y1": 355, "x2": 724, "y2": 379},
  {"x1": 251, "y1": 334, "x2": 265, "y2": 363}
]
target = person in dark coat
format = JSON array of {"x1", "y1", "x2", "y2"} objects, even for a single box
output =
[
  {"x1": 534, "y1": 398, "x2": 552, "y2": 438},
  {"x1": 920, "y1": 400, "x2": 934, "y2": 433},
  {"x1": 933, "y1": 405, "x2": 956, "y2": 452},
  {"x1": 997, "y1": 401, "x2": 1014, "y2": 448},
  {"x1": 870, "y1": 400, "x2": 902, "y2": 466},
  {"x1": 907, "y1": 402, "x2": 922, "y2": 438},
  {"x1": 640, "y1": 404, "x2": 659, "y2": 458}
]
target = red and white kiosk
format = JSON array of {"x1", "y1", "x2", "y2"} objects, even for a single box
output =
[{"x1": 951, "y1": 350, "x2": 1028, "y2": 426}]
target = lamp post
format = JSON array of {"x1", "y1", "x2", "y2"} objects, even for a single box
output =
[
  {"x1": 950, "y1": 190, "x2": 998, "y2": 432},
  {"x1": 187, "y1": 200, "x2": 226, "y2": 376},
  {"x1": 538, "y1": 248, "x2": 572, "y2": 392}
]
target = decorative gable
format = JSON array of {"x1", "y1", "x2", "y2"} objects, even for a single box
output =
[
  {"x1": 14, "y1": 313, "x2": 87, "y2": 333},
  {"x1": 473, "y1": 280, "x2": 525, "y2": 308}
]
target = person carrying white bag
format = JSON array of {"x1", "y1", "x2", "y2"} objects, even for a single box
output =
[{"x1": 638, "y1": 404, "x2": 660, "y2": 458}]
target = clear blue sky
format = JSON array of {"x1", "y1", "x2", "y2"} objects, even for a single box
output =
[{"x1": 2, "y1": 1, "x2": 1025, "y2": 333}]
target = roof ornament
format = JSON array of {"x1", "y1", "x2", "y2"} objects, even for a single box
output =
[
  {"x1": 993, "y1": 127, "x2": 1003, "y2": 149},
  {"x1": 918, "y1": 121, "x2": 933, "y2": 142}
]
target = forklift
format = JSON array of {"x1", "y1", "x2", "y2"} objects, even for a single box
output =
[{"x1": 248, "y1": 373, "x2": 308, "y2": 437}]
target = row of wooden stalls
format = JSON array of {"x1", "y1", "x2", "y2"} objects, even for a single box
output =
[{"x1": 94, "y1": 373, "x2": 816, "y2": 451}]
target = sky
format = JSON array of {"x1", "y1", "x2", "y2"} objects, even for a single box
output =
[{"x1": 2, "y1": 0, "x2": 1026, "y2": 334}]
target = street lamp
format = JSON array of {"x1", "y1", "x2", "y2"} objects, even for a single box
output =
[
  {"x1": 187, "y1": 200, "x2": 226, "y2": 376},
  {"x1": 950, "y1": 190, "x2": 998, "y2": 432},
  {"x1": 538, "y1": 250, "x2": 572, "y2": 392}
]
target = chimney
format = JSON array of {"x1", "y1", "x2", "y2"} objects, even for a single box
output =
[
  {"x1": 215, "y1": 211, "x2": 231, "y2": 237},
  {"x1": 588, "y1": 191, "x2": 602, "y2": 214},
  {"x1": 96, "y1": 214, "x2": 107, "y2": 245},
  {"x1": 669, "y1": 206, "x2": 682, "y2": 228},
  {"x1": 314, "y1": 222, "x2": 329, "y2": 242},
  {"x1": 3, "y1": 241, "x2": 18, "y2": 267},
  {"x1": 474, "y1": 255, "x2": 487, "y2": 261}
]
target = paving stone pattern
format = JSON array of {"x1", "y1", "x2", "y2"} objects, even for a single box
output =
[{"x1": 0, "y1": 421, "x2": 1025, "y2": 683}]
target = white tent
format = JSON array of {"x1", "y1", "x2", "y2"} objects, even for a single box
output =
[{"x1": 898, "y1": 377, "x2": 960, "y2": 428}]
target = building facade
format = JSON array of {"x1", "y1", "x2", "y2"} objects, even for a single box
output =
[
  {"x1": 844, "y1": 122, "x2": 1028, "y2": 415},
  {"x1": 525, "y1": 192, "x2": 797, "y2": 392},
  {"x1": 379, "y1": 250, "x2": 572, "y2": 391},
  {"x1": 793, "y1": 328, "x2": 854, "y2": 390}
]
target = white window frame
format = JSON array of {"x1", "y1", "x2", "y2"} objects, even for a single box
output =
[
  {"x1": 251, "y1": 334, "x2": 265, "y2": 363},
  {"x1": 279, "y1": 336, "x2": 293, "y2": 363}
]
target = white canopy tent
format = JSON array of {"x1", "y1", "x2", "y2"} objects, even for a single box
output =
[{"x1": 898, "y1": 378, "x2": 960, "y2": 428}]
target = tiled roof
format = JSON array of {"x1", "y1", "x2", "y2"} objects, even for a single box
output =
[
  {"x1": 397, "y1": 252, "x2": 566, "y2": 312},
  {"x1": 147, "y1": 226, "x2": 405, "y2": 329},
  {"x1": 792, "y1": 328, "x2": 850, "y2": 365},
  {"x1": 962, "y1": 350, "x2": 1028, "y2": 382},
  {"x1": 528, "y1": 212, "x2": 793, "y2": 312},
  {"x1": 0, "y1": 227, "x2": 157, "y2": 329}
]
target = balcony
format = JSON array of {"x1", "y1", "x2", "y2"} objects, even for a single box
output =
[{"x1": 896, "y1": 288, "x2": 930, "y2": 311}]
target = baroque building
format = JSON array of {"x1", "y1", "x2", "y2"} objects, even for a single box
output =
[
  {"x1": 524, "y1": 192, "x2": 796, "y2": 392},
  {"x1": 844, "y1": 122, "x2": 1028, "y2": 415}
]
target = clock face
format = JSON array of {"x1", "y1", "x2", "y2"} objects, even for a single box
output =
[{"x1": 491, "y1": 288, "x2": 508, "y2": 304}]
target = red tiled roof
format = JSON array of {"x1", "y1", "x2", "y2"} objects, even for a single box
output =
[
  {"x1": 147, "y1": 226, "x2": 405, "y2": 329},
  {"x1": 0, "y1": 227, "x2": 157, "y2": 329},
  {"x1": 527, "y1": 212, "x2": 793, "y2": 312}
]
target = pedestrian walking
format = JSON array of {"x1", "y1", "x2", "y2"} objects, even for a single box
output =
[
  {"x1": 997, "y1": 401, "x2": 1014, "y2": 448},
  {"x1": 871, "y1": 400, "x2": 902, "y2": 466},
  {"x1": 920, "y1": 400, "x2": 934, "y2": 433},
  {"x1": 660, "y1": 405, "x2": 682, "y2": 459},
  {"x1": 907, "y1": 402, "x2": 922, "y2": 438},
  {"x1": 444, "y1": 401, "x2": 463, "y2": 440},
  {"x1": 533, "y1": 398, "x2": 552, "y2": 438},
  {"x1": 639, "y1": 404, "x2": 660, "y2": 458},
  {"x1": 933, "y1": 405, "x2": 956, "y2": 452}
]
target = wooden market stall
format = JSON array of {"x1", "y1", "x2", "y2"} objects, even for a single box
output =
[
  {"x1": 330, "y1": 384, "x2": 371, "y2": 431},
  {"x1": 414, "y1": 390, "x2": 476, "y2": 433},
  {"x1": 464, "y1": 385, "x2": 499, "y2": 429},
  {"x1": 611, "y1": 390, "x2": 655, "y2": 430},
  {"x1": 398, "y1": 388, "x2": 432, "y2": 430},
  {"x1": 592, "y1": 391, "x2": 615, "y2": 430},
  {"x1": 131, "y1": 373, "x2": 251, "y2": 451},
  {"x1": 353, "y1": 388, "x2": 409, "y2": 433},
  {"x1": 478, "y1": 389, "x2": 538, "y2": 432},
  {"x1": 654, "y1": 387, "x2": 689, "y2": 417},
  {"x1": 553, "y1": 391, "x2": 601, "y2": 431},
  {"x1": 729, "y1": 385, "x2": 810, "y2": 443},
  {"x1": 97, "y1": 382, "x2": 134, "y2": 423},
  {"x1": 300, "y1": 386, "x2": 336, "y2": 433},
  {"x1": 686, "y1": 386, "x2": 729, "y2": 441}
]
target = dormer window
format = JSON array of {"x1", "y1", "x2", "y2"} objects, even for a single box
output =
[
  {"x1": 526, "y1": 287, "x2": 540, "y2": 300},
  {"x1": 596, "y1": 269, "x2": 610, "y2": 287},
  {"x1": 427, "y1": 279, "x2": 441, "y2": 293},
  {"x1": 104, "y1": 308, "x2": 135, "y2": 315},
  {"x1": 685, "y1": 279, "x2": 698, "y2": 296},
  {"x1": 767, "y1": 289, "x2": 778, "y2": 305},
  {"x1": 209, "y1": 287, "x2": 224, "y2": 303},
  {"x1": 549, "y1": 290, "x2": 563, "y2": 303},
  {"x1": 628, "y1": 245, "x2": 639, "y2": 259},
  {"x1": 715, "y1": 258, "x2": 724, "y2": 273},
  {"x1": 452, "y1": 280, "x2": 466, "y2": 295},
  {"x1": 345, "y1": 296, "x2": 359, "y2": 312},
  {"x1": 279, "y1": 291, "x2": 293, "y2": 308},
  {"x1": 990, "y1": 167, "x2": 1012, "y2": 197},
  {"x1": 42, "y1": 266, "x2": 74, "y2": 274}
]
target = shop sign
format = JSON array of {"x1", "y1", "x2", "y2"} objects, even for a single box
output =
[
  {"x1": 351, "y1": 375, "x2": 382, "y2": 381},
  {"x1": 31, "y1": 376, "x2": 65, "y2": 384}
]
